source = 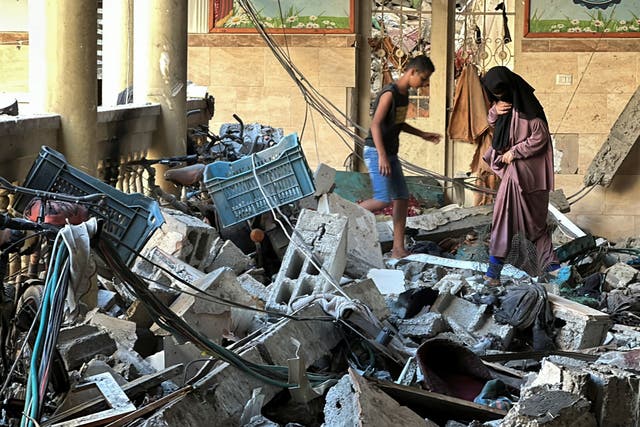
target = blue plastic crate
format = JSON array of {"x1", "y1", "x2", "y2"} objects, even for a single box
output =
[
  {"x1": 13, "y1": 146, "x2": 164, "y2": 266},
  {"x1": 204, "y1": 133, "x2": 315, "y2": 227}
]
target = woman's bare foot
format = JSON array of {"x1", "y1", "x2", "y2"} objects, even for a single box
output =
[{"x1": 391, "y1": 248, "x2": 411, "y2": 259}]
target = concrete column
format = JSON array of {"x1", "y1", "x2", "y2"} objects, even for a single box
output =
[
  {"x1": 133, "y1": 0, "x2": 187, "y2": 162},
  {"x1": 102, "y1": 0, "x2": 134, "y2": 106},
  {"x1": 354, "y1": 0, "x2": 372, "y2": 173},
  {"x1": 29, "y1": 0, "x2": 98, "y2": 174},
  {"x1": 430, "y1": 1, "x2": 456, "y2": 185}
]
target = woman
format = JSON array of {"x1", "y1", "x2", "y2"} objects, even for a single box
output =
[{"x1": 481, "y1": 66, "x2": 559, "y2": 284}]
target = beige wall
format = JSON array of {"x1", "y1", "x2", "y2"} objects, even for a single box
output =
[
  {"x1": 0, "y1": 33, "x2": 29, "y2": 95},
  {"x1": 515, "y1": 35, "x2": 640, "y2": 240},
  {"x1": 188, "y1": 34, "x2": 356, "y2": 172}
]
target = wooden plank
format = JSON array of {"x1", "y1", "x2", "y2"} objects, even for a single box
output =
[{"x1": 373, "y1": 380, "x2": 507, "y2": 423}]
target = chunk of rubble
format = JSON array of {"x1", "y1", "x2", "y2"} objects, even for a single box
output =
[
  {"x1": 151, "y1": 267, "x2": 255, "y2": 342},
  {"x1": 548, "y1": 293, "x2": 611, "y2": 350},
  {"x1": 397, "y1": 310, "x2": 447, "y2": 340},
  {"x1": 324, "y1": 369, "x2": 427, "y2": 427},
  {"x1": 204, "y1": 238, "x2": 253, "y2": 274},
  {"x1": 519, "y1": 355, "x2": 640, "y2": 426},
  {"x1": 57, "y1": 324, "x2": 117, "y2": 371},
  {"x1": 500, "y1": 390, "x2": 596, "y2": 426},
  {"x1": 140, "y1": 208, "x2": 219, "y2": 270},
  {"x1": 313, "y1": 162, "x2": 336, "y2": 196},
  {"x1": 603, "y1": 262, "x2": 638, "y2": 290},
  {"x1": 266, "y1": 209, "x2": 348, "y2": 313},
  {"x1": 317, "y1": 192, "x2": 385, "y2": 278},
  {"x1": 430, "y1": 292, "x2": 514, "y2": 348}
]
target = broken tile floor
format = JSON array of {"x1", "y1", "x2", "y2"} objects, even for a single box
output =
[{"x1": 4, "y1": 166, "x2": 640, "y2": 427}]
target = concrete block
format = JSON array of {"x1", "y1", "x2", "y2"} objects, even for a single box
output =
[
  {"x1": 523, "y1": 356, "x2": 640, "y2": 427},
  {"x1": 153, "y1": 267, "x2": 255, "y2": 342},
  {"x1": 324, "y1": 369, "x2": 426, "y2": 427},
  {"x1": 140, "y1": 208, "x2": 219, "y2": 270},
  {"x1": 318, "y1": 193, "x2": 385, "y2": 278},
  {"x1": 587, "y1": 365, "x2": 640, "y2": 427},
  {"x1": 342, "y1": 278, "x2": 391, "y2": 321},
  {"x1": 397, "y1": 311, "x2": 447, "y2": 339},
  {"x1": 433, "y1": 273, "x2": 467, "y2": 295},
  {"x1": 313, "y1": 163, "x2": 336, "y2": 196},
  {"x1": 431, "y1": 293, "x2": 514, "y2": 348},
  {"x1": 132, "y1": 246, "x2": 206, "y2": 292},
  {"x1": 604, "y1": 262, "x2": 638, "y2": 290},
  {"x1": 87, "y1": 311, "x2": 137, "y2": 351},
  {"x1": 237, "y1": 272, "x2": 269, "y2": 302},
  {"x1": 205, "y1": 238, "x2": 253, "y2": 275},
  {"x1": 267, "y1": 209, "x2": 348, "y2": 313},
  {"x1": 548, "y1": 293, "x2": 611, "y2": 350},
  {"x1": 500, "y1": 390, "x2": 597, "y2": 427},
  {"x1": 367, "y1": 268, "x2": 406, "y2": 295},
  {"x1": 524, "y1": 357, "x2": 591, "y2": 399},
  {"x1": 58, "y1": 324, "x2": 117, "y2": 371}
]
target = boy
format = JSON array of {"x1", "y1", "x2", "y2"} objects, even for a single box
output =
[{"x1": 360, "y1": 55, "x2": 441, "y2": 259}]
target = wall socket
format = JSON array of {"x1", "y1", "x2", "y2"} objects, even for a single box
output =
[{"x1": 555, "y1": 74, "x2": 573, "y2": 85}]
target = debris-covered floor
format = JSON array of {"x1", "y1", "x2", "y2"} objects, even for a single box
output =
[{"x1": 3, "y1": 154, "x2": 640, "y2": 427}]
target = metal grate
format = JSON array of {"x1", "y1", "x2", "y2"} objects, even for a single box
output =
[{"x1": 454, "y1": 0, "x2": 515, "y2": 75}]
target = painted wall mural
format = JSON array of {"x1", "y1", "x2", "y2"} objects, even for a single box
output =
[
  {"x1": 210, "y1": 0, "x2": 353, "y2": 32},
  {"x1": 525, "y1": 0, "x2": 640, "y2": 37}
]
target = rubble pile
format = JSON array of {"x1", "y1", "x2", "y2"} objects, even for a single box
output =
[{"x1": 4, "y1": 163, "x2": 640, "y2": 427}]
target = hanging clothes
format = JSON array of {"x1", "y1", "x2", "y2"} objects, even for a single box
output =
[{"x1": 447, "y1": 63, "x2": 499, "y2": 205}]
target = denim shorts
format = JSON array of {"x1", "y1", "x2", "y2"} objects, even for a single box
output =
[{"x1": 363, "y1": 146, "x2": 409, "y2": 203}]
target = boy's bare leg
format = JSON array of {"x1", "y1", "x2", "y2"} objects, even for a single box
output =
[
  {"x1": 391, "y1": 198, "x2": 410, "y2": 258},
  {"x1": 359, "y1": 198, "x2": 390, "y2": 212}
]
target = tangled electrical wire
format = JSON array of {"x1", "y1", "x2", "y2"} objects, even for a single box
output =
[{"x1": 95, "y1": 235, "x2": 338, "y2": 390}]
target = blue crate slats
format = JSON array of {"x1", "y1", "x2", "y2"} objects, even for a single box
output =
[
  {"x1": 13, "y1": 146, "x2": 164, "y2": 266},
  {"x1": 204, "y1": 133, "x2": 315, "y2": 227}
]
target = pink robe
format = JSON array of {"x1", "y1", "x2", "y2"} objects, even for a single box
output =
[{"x1": 483, "y1": 107, "x2": 558, "y2": 273}]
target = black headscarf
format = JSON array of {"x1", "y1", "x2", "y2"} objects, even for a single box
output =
[{"x1": 482, "y1": 66, "x2": 547, "y2": 153}]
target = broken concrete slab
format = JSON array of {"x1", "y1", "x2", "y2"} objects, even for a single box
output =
[
  {"x1": 317, "y1": 192, "x2": 385, "y2": 278},
  {"x1": 406, "y1": 204, "x2": 494, "y2": 231},
  {"x1": 522, "y1": 355, "x2": 640, "y2": 427},
  {"x1": 204, "y1": 238, "x2": 253, "y2": 275},
  {"x1": 324, "y1": 369, "x2": 427, "y2": 427},
  {"x1": 584, "y1": 85, "x2": 640, "y2": 187},
  {"x1": 58, "y1": 324, "x2": 118, "y2": 371},
  {"x1": 431, "y1": 293, "x2": 514, "y2": 348},
  {"x1": 140, "y1": 208, "x2": 219, "y2": 271},
  {"x1": 397, "y1": 310, "x2": 447, "y2": 340},
  {"x1": 87, "y1": 311, "x2": 137, "y2": 351},
  {"x1": 500, "y1": 390, "x2": 597, "y2": 426},
  {"x1": 341, "y1": 278, "x2": 391, "y2": 321},
  {"x1": 548, "y1": 293, "x2": 611, "y2": 350},
  {"x1": 266, "y1": 209, "x2": 348, "y2": 313},
  {"x1": 237, "y1": 272, "x2": 270, "y2": 303},
  {"x1": 388, "y1": 254, "x2": 529, "y2": 281}
]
